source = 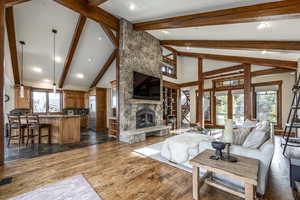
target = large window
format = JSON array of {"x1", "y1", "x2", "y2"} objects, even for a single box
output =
[
  {"x1": 32, "y1": 90, "x2": 62, "y2": 113},
  {"x1": 216, "y1": 93, "x2": 228, "y2": 126},
  {"x1": 255, "y1": 90, "x2": 278, "y2": 124},
  {"x1": 232, "y1": 92, "x2": 244, "y2": 125}
]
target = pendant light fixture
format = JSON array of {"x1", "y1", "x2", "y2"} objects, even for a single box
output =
[
  {"x1": 52, "y1": 29, "x2": 57, "y2": 93},
  {"x1": 19, "y1": 41, "x2": 26, "y2": 98}
]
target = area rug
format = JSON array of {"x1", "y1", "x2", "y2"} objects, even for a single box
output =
[
  {"x1": 9, "y1": 175, "x2": 102, "y2": 200},
  {"x1": 134, "y1": 142, "x2": 192, "y2": 173}
]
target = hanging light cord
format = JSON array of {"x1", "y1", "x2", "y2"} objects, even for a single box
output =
[{"x1": 53, "y1": 29, "x2": 56, "y2": 85}]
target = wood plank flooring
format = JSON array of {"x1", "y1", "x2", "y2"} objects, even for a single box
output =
[{"x1": 0, "y1": 136, "x2": 296, "y2": 200}]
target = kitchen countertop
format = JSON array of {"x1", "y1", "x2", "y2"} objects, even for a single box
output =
[{"x1": 39, "y1": 115, "x2": 81, "y2": 118}]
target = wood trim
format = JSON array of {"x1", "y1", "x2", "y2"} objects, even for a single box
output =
[
  {"x1": 161, "y1": 40, "x2": 300, "y2": 51},
  {"x1": 180, "y1": 81, "x2": 200, "y2": 88},
  {"x1": 90, "y1": 49, "x2": 117, "y2": 88},
  {"x1": 228, "y1": 90, "x2": 233, "y2": 120},
  {"x1": 0, "y1": 0, "x2": 4, "y2": 166},
  {"x1": 134, "y1": 1, "x2": 300, "y2": 30},
  {"x1": 99, "y1": 22, "x2": 118, "y2": 47},
  {"x1": 205, "y1": 72, "x2": 243, "y2": 80},
  {"x1": 4, "y1": 0, "x2": 31, "y2": 7},
  {"x1": 244, "y1": 64, "x2": 252, "y2": 120},
  {"x1": 178, "y1": 51, "x2": 297, "y2": 70},
  {"x1": 5, "y1": 7, "x2": 20, "y2": 85},
  {"x1": 88, "y1": 0, "x2": 108, "y2": 6},
  {"x1": 252, "y1": 68, "x2": 294, "y2": 76},
  {"x1": 197, "y1": 58, "x2": 204, "y2": 125},
  {"x1": 53, "y1": 0, "x2": 119, "y2": 30},
  {"x1": 203, "y1": 64, "x2": 245, "y2": 77},
  {"x1": 163, "y1": 80, "x2": 180, "y2": 89},
  {"x1": 162, "y1": 46, "x2": 178, "y2": 54},
  {"x1": 59, "y1": 15, "x2": 86, "y2": 88}
]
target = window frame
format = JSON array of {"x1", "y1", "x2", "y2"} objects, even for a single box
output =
[
  {"x1": 252, "y1": 81, "x2": 282, "y2": 129},
  {"x1": 196, "y1": 89, "x2": 213, "y2": 124},
  {"x1": 31, "y1": 89, "x2": 63, "y2": 114}
]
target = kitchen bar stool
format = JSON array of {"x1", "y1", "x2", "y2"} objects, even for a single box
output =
[
  {"x1": 27, "y1": 114, "x2": 52, "y2": 145},
  {"x1": 7, "y1": 115, "x2": 28, "y2": 147}
]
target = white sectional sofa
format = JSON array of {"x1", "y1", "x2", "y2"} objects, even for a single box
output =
[{"x1": 161, "y1": 124, "x2": 275, "y2": 195}]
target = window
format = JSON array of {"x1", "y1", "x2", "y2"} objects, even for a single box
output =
[
  {"x1": 216, "y1": 93, "x2": 228, "y2": 126},
  {"x1": 255, "y1": 90, "x2": 278, "y2": 124},
  {"x1": 32, "y1": 90, "x2": 62, "y2": 113},
  {"x1": 232, "y1": 92, "x2": 244, "y2": 125},
  {"x1": 204, "y1": 92, "x2": 211, "y2": 122},
  {"x1": 161, "y1": 63, "x2": 176, "y2": 78}
]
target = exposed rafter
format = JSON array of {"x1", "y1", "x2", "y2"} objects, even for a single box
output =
[
  {"x1": 203, "y1": 64, "x2": 245, "y2": 77},
  {"x1": 178, "y1": 51, "x2": 297, "y2": 70},
  {"x1": 99, "y1": 22, "x2": 118, "y2": 47},
  {"x1": 4, "y1": 0, "x2": 31, "y2": 7},
  {"x1": 54, "y1": 0, "x2": 119, "y2": 31},
  {"x1": 5, "y1": 7, "x2": 20, "y2": 85},
  {"x1": 160, "y1": 40, "x2": 300, "y2": 51},
  {"x1": 88, "y1": 0, "x2": 108, "y2": 6},
  {"x1": 90, "y1": 49, "x2": 117, "y2": 88},
  {"x1": 179, "y1": 68, "x2": 294, "y2": 88},
  {"x1": 161, "y1": 45, "x2": 178, "y2": 54},
  {"x1": 134, "y1": 1, "x2": 300, "y2": 30},
  {"x1": 59, "y1": 15, "x2": 86, "y2": 88}
]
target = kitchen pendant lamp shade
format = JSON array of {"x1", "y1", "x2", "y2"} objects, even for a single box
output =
[
  {"x1": 19, "y1": 41, "x2": 26, "y2": 98},
  {"x1": 52, "y1": 29, "x2": 57, "y2": 93}
]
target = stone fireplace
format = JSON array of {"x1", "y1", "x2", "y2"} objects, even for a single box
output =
[{"x1": 136, "y1": 108, "x2": 156, "y2": 129}]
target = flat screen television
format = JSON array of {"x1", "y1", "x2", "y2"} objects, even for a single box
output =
[{"x1": 133, "y1": 71, "x2": 160, "y2": 101}]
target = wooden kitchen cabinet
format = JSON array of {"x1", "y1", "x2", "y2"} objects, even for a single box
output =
[{"x1": 63, "y1": 91, "x2": 87, "y2": 109}]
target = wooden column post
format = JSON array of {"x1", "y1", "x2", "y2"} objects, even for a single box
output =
[
  {"x1": 244, "y1": 64, "x2": 252, "y2": 120},
  {"x1": 197, "y1": 58, "x2": 204, "y2": 126},
  {"x1": 212, "y1": 81, "x2": 216, "y2": 127},
  {"x1": 228, "y1": 90, "x2": 233, "y2": 120},
  {"x1": 0, "y1": 1, "x2": 4, "y2": 166}
]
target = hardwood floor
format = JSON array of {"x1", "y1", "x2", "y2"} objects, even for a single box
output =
[{"x1": 0, "y1": 136, "x2": 296, "y2": 200}]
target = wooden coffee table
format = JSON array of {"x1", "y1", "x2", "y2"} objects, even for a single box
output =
[{"x1": 190, "y1": 149, "x2": 259, "y2": 200}]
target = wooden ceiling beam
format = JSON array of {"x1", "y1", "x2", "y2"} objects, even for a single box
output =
[
  {"x1": 88, "y1": 0, "x2": 108, "y2": 6},
  {"x1": 203, "y1": 64, "x2": 245, "y2": 77},
  {"x1": 90, "y1": 49, "x2": 117, "y2": 88},
  {"x1": 205, "y1": 71, "x2": 243, "y2": 80},
  {"x1": 161, "y1": 45, "x2": 178, "y2": 54},
  {"x1": 178, "y1": 51, "x2": 297, "y2": 70},
  {"x1": 134, "y1": 1, "x2": 300, "y2": 30},
  {"x1": 5, "y1": 7, "x2": 20, "y2": 85},
  {"x1": 99, "y1": 22, "x2": 118, "y2": 47},
  {"x1": 54, "y1": 0, "x2": 119, "y2": 31},
  {"x1": 161, "y1": 40, "x2": 300, "y2": 51},
  {"x1": 180, "y1": 68, "x2": 294, "y2": 88},
  {"x1": 4, "y1": 0, "x2": 31, "y2": 7},
  {"x1": 59, "y1": 15, "x2": 86, "y2": 89}
]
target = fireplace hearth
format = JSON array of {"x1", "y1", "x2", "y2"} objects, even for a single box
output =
[{"x1": 136, "y1": 108, "x2": 156, "y2": 129}]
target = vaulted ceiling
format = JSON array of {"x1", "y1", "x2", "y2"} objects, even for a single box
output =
[{"x1": 4, "y1": 0, "x2": 300, "y2": 90}]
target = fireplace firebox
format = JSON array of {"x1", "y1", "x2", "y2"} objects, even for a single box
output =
[{"x1": 136, "y1": 108, "x2": 156, "y2": 129}]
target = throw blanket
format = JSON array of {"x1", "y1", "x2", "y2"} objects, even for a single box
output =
[{"x1": 161, "y1": 133, "x2": 213, "y2": 163}]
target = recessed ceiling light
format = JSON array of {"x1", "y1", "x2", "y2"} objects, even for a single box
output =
[
  {"x1": 161, "y1": 30, "x2": 170, "y2": 34},
  {"x1": 98, "y1": 37, "x2": 102, "y2": 41},
  {"x1": 88, "y1": 58, "x2": 92, "y2": 62},
  {"x1": 129, "y1": 2, "x2": 136, "y2": 11},
  {"x1": 43, "y1": 79, "x2": 51, "y2": 83},
  {"x1": 55, "y1": 56, "x2": 62, "y2": 63},
  {"x1": 186, "y1": 47, "x2": 191, "y2": 50},
  {"x1": 32, "y1": 67, "x2": 42, "y2": 73},
  {"x1": 76, "y1": 73, "x2": 84, "y2": 79},
  {"x1": 257, "y1": 22, "x2": 271, "y2": 30},
  {"x1": 262, "y1": 50, "x2": 267, "y2": 54}
]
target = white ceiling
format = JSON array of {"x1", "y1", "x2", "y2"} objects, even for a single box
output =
[
  {"x1": 4, "y1": 0, "x2": 300, "y2": 91},
  {"x1": 6, "y1": 0, "x2": 116, "y2": 91},
  {"x1": 101, "y1": 0, "x2": 279, "y2": 23}
]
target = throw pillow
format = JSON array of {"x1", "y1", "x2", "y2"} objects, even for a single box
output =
[
  {"x1": 232, "y1": 128, "x2": 251, "y2": 145},
  {"x1": 242, "y1": 127, "x2": 270, "y2": 149}
]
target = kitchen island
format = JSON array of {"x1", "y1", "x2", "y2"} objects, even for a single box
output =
[{"x1": 39, "y1": 115, "x2": 81, "y2": 144}]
